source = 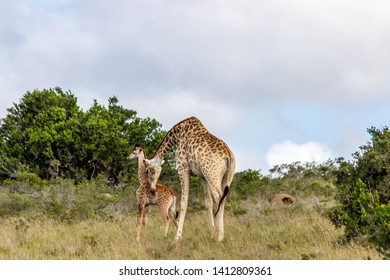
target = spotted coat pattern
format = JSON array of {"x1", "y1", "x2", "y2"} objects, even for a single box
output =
[
  {"x1": 148, "y1": 116, "x2": 236, "y2": 241},
  {"x1": 129, "y1": 146, "x2": 178, "y2": 242}
]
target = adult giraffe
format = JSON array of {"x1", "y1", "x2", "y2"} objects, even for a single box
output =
[{"x1": 144, "y1": 116, "x2": 235, "y2": 241}]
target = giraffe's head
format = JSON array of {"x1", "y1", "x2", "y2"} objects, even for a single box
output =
[
  {"x1": 143, "y1": 158, "x2": 165, "y2": 192},
  {"x1": 129, "y1": 146, "x2": 144, "y2": 160}
]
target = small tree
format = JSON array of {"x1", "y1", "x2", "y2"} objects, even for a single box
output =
[
  {"x1": 0, "y1": 88, "x2": 81, "y2": 179},
  {"x1": 231, "y1": 169, "x2": 266, "y2": 198},
  {"x1": 79, "y1": 96, "x2": 165, "y2": 183},
  {"x1": 328, "y1": 126, "x2": 390, "y2": 257}
]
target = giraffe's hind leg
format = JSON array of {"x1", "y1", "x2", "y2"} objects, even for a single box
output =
[
  {"x1": 214, "y1": 195, "x2": 226, "y2": 241},
  {"x1": 158, "y1": 202, "x2": 171, "y2": 237},
  {"x1": 168, "y1": 196, "x2": 179, "y2": 229},
  {"x1": 206, "y1": 177, "x2": 226, "y2": 241},
  {"x1": 202, "y1": 179, "x2": 215, "y2": 238}
]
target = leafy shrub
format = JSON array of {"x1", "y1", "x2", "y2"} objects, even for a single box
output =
[
  {"x1": 231, "y1": 201, "x2": 248, "y2": 216},
  {"x1": 327, "y1": 179, "x2": 390, "y2": 258},
  {"x1": 231, "y1": 169, "x2": 268, "y2": 199},
  {"x1": 0, "y1": 171, "x2": 136, "y2": 221},
  {"x1": 327, "y1": 126, "x2": 390, "y2": 257},
  {"x1": 10, "y1": 193, "x2": 34, "y2": 212}
]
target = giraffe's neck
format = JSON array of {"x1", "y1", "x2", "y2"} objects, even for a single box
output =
[
  {"x1": 153, "y1": 116, "x2": 208, "y2": 159},
  {"x1": 152, "y1": 124, "x2": 180, "y2": 160},
  {"x1": 137, "y1": 150, "x2": 149, "y2": 188}
]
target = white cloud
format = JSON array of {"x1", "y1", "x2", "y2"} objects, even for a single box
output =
[
  {"x1": 1, "y1": 0, "x2": 390, "y2": 176},
  {"x1": 266, "y1": 140, "x2": 334, "y2": 168},
  {"x1": 2, "y1": 0, "x2": 390, "y2": 114},
  {"x1": 233, "y1": 148, "x2": 266, "y2": 172},
  {"x1": 130, "y1": 88, "x2": 242, "y2": 138}
]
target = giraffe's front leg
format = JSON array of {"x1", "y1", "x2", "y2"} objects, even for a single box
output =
[
  {"x1": 143, "y1": 206, "x2": 150, "y2": 238},
  {"x1": 136, "y1": 203, "x2": 145, "y2": 242},
  {"x1": 176, "y1": 169, "x2": 190, "y2": 241},
  {"x1": 158, "y1": 203, "x2": 170, "y2": 237}
]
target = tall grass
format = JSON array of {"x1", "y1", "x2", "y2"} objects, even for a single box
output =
[
  {"x1": 0, "y1": 202, "x2": 378, "y2": 260},
  {"x1": 0, "y1": 169, "x2": 380, "y2": 259}
]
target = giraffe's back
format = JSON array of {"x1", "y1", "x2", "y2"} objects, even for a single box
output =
[{"x1": 178, "y1": 131, "x2": 235, "y2": 181}]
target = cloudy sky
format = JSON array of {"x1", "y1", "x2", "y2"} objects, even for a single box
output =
[{"x1": 1, "y1": 0, "x2": 390, "y2": 172}]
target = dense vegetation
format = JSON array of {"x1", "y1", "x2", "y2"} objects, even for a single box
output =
[
  {"x1": 327, "y1": 127, "x2": 390, "y2": 258},
  {"x1": 0, "y1": 88, "x2": 165, "y2": 183},
  {"x1": 0, "y1": 88, "x2": 389, "y2": 259}
]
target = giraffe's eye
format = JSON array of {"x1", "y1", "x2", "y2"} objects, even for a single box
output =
[{"x1": 146, "y1": 169, "x2": 149, "y2": 175}]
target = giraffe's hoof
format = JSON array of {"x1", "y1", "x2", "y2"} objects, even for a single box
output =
[
  {"x1": 211, "y1": 229, "x2": 224, "y2": 241},
  {"x1": 174, "y1": 235, "x2": 182, "y2": 242}
]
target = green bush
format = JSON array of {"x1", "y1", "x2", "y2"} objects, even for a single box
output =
[
  {"x1": 9, "y1": 193, "x2": 33, "y2": 213},
  {"x1": 231, "y1": 169, "x2": 267, "y2": 199},
  {"x1": 327, "y1": 126, "x2": 390, "y2": 258},
  {"x1": 327, "y1": 179, "x2": 390, "y2": 258},
  {"x1": 0, "y1": 171, "x2": 135, "y2": 220}
]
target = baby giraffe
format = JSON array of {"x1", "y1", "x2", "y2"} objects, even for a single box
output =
[{"x1": 129, "y1": 146, "x2": 178, "y2": 242}]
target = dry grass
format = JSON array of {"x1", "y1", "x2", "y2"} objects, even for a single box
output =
[{"x1": 0, "y1": 202, "x2": 379, "y2": 260}]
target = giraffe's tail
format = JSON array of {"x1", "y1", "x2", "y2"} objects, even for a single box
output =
[
  {"x1": 214, "y1": 186, "x2": 229, "y2": 217},
  {"x1": 173, "y1": 193, "x2": 179, "y2": 220}
]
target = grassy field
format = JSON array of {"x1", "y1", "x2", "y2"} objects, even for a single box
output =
[{"x1": 0, "y1": 198, "x2": 379, "y2": 260}]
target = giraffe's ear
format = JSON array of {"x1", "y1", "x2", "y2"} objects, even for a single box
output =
[{"x1": 160, "y1": 160, "x2": 165, "y2": 165}]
